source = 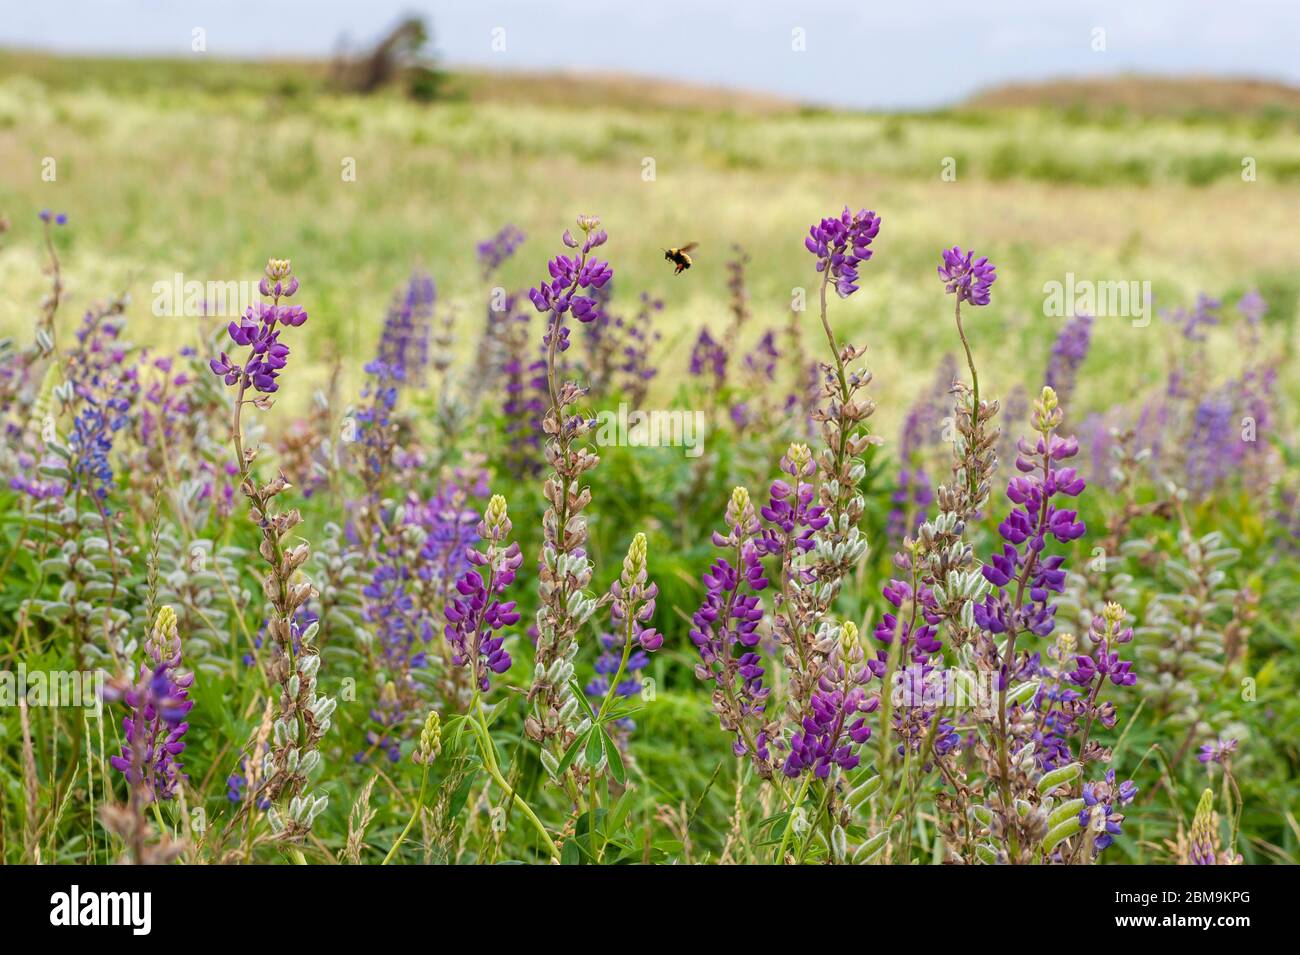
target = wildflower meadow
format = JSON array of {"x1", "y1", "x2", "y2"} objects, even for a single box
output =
[{"x1": 0, "y1": 19, "x2": 1297, "y2": 898}]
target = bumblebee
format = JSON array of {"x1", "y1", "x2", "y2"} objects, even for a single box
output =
[{"x1": 663, "y1": 242, "x2": 698, "y2": 274}]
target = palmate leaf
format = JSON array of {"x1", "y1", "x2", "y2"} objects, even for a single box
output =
[
  {"x1": 584, "y1": 726, "x2": 604, "y2": 767},
  {"x1": 555, "y1": 729, "x2": 588, "y2": 777},
  {"x1": 607, "y1": 790, "x2": 635, "y2": 834},
  {"x1": 561, "y1": 839, "x2": 582, "y2": 866},
  {"x1": 602, "y1": 728, "x2": 626, "y2": 785},
  {"x1": 568, "y1": 679, "x2": 598, "y2": 720}
]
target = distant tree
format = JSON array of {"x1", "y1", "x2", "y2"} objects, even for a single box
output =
[{"x1": 332, "y1": 15, "x2": 444, "y2": 100}]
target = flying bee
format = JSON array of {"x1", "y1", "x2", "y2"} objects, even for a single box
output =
[{"x1": 663, "y1": 242, "x2": 699, "y2": 274}]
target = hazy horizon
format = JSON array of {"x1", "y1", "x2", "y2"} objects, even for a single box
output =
[{"x1": 3, "y1": 0, "x2": 1300, "y2": 109}]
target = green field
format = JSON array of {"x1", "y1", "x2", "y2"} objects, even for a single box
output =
[
  {"x1": 1, "y1": 53, "x2": 1297, "y2": 869},
  {"x1": 2, "y1": 52, "x2": 1297, "y2": 434}
]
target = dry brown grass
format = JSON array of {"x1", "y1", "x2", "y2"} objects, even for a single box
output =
[{"x1": 965, "y1": 73, "x2": 1300, "y2": 117}]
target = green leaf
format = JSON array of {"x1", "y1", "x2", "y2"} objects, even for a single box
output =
[
  {"x1": 448, "y1": 769, "x2": 479, "y2": 819},
  {"x1": 554, "y1": 731, "x2": 587, "y2": 777},
  {"x1": 569, "y1": 680, "x2": 598, "y2": 720},
  {"x1": 608, "y1": 791, "x2": 635, "y2": 834},
  {"x1": 603, "y1": 730, "x2": 626, "y2": 785},
  {"x1": 584, "y1": 728, "x2": 604, "y2": 767}
]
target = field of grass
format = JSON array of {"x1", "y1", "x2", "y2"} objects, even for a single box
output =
[
  {"x1": 2, "y1": 52, "x2": 1298, "y2": 435},
  {"x1": 0, "y1": 53, "x2": 1297, "y2": 869}
]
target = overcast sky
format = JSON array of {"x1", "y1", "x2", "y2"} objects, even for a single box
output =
[{"x1": 3, "y1": 0, "x2": 1298, "y2": 109}]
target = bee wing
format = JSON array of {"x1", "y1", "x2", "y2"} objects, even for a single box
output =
[{"x1": 678, "y1": 242, "x2": 699, "y2": 253}]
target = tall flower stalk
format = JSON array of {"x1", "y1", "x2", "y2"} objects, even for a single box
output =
[
  {"x1": 524, "y1": 216, "x2": 612, "y2": 772},
  {"x1": 441, "y1": 493, "x2": 560, "y2": 862},
  {"x1": 790, "y1": 209, "x2": 880, "y2": 733},
  {"x1": 107, "y1": 606, "x2": 194, "y2": 803},
  {"x1": 690, "y1": 208, "x2": 886, "y2": 861},
  {"x1": 211, "y1": 259, "x2": 334, "y2": 846}
]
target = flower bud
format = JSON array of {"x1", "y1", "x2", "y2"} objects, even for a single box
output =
[{"x1": 415, "y1": 710, "x2": 442, "y2": 765}]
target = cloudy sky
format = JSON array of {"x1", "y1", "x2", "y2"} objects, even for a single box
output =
[{"x1": 3, "y1": 0, "x2": 1297, "y2": 109}]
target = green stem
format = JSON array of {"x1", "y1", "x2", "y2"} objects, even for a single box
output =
[
  {"x1": 595, "y1": 613, "x2": 636, "y2": 724},
  {"x1": 776, "y1": 773, "x2": 813, "y2": 864},
  {"x1": 382, "y1": 764, "x2": 430, "y2": 865},
  {"x1": 795, "y1": 781, "x2": 835, "y2": 864},
  {"x1": 470, "y1": 698, "x2": 560, "y2": 863}
]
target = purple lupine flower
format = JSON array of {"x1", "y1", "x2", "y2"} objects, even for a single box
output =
[
  {"x1": 9, "y1": 457, "x2": 63, "y2": 500},
  {"x1": 938, "y1": 247, "x2": 997, "y2": 307},
  {"x1": 784, "y1": 685, "x2": 876, "y2": 778},
  {"x1": 741, "y1": 330, "x2": 779, "y2": 384},
  {"x1": 888, "y1": 357, "x2": 954, "y2": 544},
  {"x1": 356, "y1": 360, "x2": 402, "y2": 483},
  {"x1": 358, "y1": 681, "x2": 405, "y2": 763},
  {"x1": 411, "y1": 480, "x2": 483, "y2": 588},
  {"x1": 362, "y1": 562, "x2": 429, "y2": 669},
  {"x1": 500, "y1": 306, "x2": 549, "y2": 477},
  {"x1": 1066, "y1": 605, "x2": 1137, "y2": 709},
  {"x1": 889, "y1": 663, "x2": 961, "y2": 760},
  {"x1": 67, "y1": 394, "x2": 130, "y2": 500},
  {"x1": 375, "y1": 272, "x2": 435, "y2": 387},
  {"x1": 731, "y1": 329, "x2": 783, "y2": 431},
  {"x1": 358, "y1": 480, "x2": 482, "y2": 713},
  {"x1": 1198, "y1": 736, "x2": 1238, "y2": 765},
  {"x1": 444, "y1": 494, "x2": 522, "y2": 693},
  {"x1": 804, "y1": 207, "x2": 882, "y2": 298},
  {"x1": 226, "y1": 750, "x2": 272, "y2": 810},
  {"x1": 1165, "y1": 293, "x2": 1220, "y2": 342},
  {"x1": 608, "y1": 533, "x2": 662, "y2": 654},
  {"x1": 208, "y1": 259, "x2": 307, "y2": 395},
  {"x1": 582, "y1": 289, "x2": 663, "y2": 404},
  {"x1": 586, "y1": 628, "x2": 651, "y2": 727},
  {"x1": 1237, "y1": 289, "x2": 1266, "y2": 329},
  {"x1": 1044, "y1": 313, "x2": 1093, "y2": 407},
  {"x1": 886, "y1": 468, "x2": 933, "y2": 544},
  {"x1": 344, "y1": 474, "x2": 486, "y2": 751},
  {"x1": 784, "y1": 623, "x2": 877, "y2": 778},
  {"x1": 872, "y1": 578, "x2": 945, "y2": 676},
  {"x1": 56, "y1": 305, "x2": 134, "y2": 501},
  {"x1": 690, "y1": 487, "x2": 773, "y2": 769},
  {"x1": 39, "y1": 209, "x2": 68, "y2": 226},
  {"x1": 1183, "y1": 389, "x2": 1238, "y2": 494},
  {"x1": 134, "y1": 351, "x2": 195, "y2": 465},
  {"x1": 688, "y1": 327, "x2": 728, "y2": 388},
  {"x1": 759, "y1": 443, "x2": 829, "y2": 557},
  {"x1": 1026, "y1": 669, "x2": 1085, "y2": 770},
  {"x1": 590, "y1": 533, "x2": 662, "y2": 729},
  {"x1": 527, "y1": 217, "x2": 612, "y2": 325},
  {"x1": 616, "y1": 292, "x2": 663, "y2": 403},
  {"x1": 106, "y1": 607, "x2": 194, "y2": 803},
  {"x1": 477, "y1": 224, "x2": 526, "y2": 278},
  {"x1": 1079, "y1": 768, "x2": 1137, "y2": 853},
  {"x1": 974, "y1": 387, "x2": 1085, "y2": 643}
]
